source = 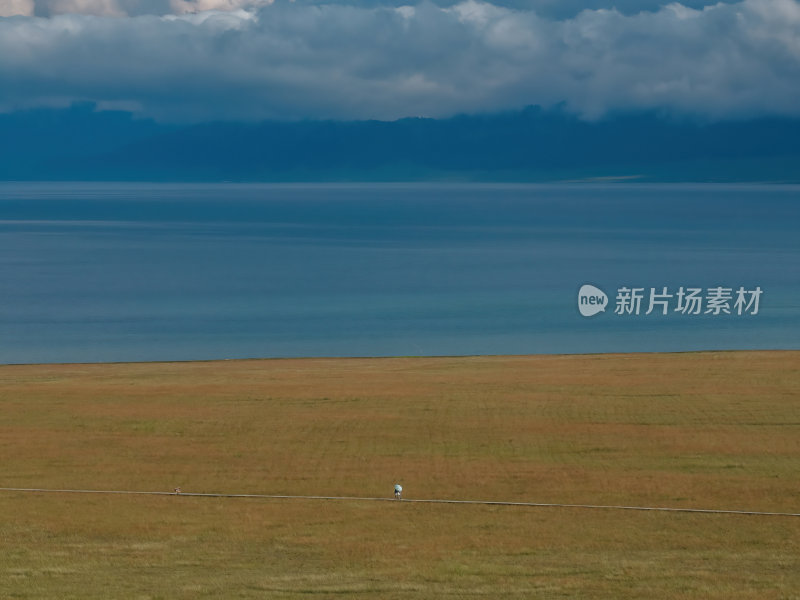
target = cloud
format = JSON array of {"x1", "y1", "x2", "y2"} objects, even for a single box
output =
[
  {"x1": 169, "y1": 0, "x2": 273, "y2": 14},
  {"x1": 39, "y1": 0, "x2": 127, "y2": 16},
  {"x1": 30, "y1": 0, "x2": 271, "y2": 16},
  {"x1": 21, "y1": 0, "x2": 743, "y2": 18},
  {"x1": 1, "y1": 0, "x2": 799, "y2": 122},
  {"x1": 0, "y1": 0, "x2": 35, "y2": 17}
]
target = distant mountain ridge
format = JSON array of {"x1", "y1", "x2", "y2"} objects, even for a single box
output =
[{"x1": 1, "y1": 104, "x2": 799, "y2": 182}]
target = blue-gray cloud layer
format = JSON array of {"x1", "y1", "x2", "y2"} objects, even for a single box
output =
[
  {"x1": 1, "y1": 0, "x2": 799, "y2": 122},
  {"x1": 8, "y1": 0, "x2": 743, "y2": 19}
]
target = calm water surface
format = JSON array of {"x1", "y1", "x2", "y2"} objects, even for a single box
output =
[{"x1": 0, "y1": 182, "x2": 797, "y2": 363}]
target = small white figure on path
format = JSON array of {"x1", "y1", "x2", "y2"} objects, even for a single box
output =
[{"x1": 394, "y1": 484, "x2": 402, "y2": 500}]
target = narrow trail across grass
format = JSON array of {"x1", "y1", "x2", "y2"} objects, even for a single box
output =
[{"x1": 2, "y1": 486, "x2": 798, "y2": 518}]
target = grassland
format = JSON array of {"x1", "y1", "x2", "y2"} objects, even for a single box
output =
[{"x1": 1, "y1": 351, "x2": 799, "y2": 599}]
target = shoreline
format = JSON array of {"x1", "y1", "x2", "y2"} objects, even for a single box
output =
[{"x1": 1, "y1": 347, "x2": 796, "y2": 369}]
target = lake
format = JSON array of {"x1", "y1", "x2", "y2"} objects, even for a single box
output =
[{"x1": 0, "y1": 182, "x2": 797, "y2": 364}]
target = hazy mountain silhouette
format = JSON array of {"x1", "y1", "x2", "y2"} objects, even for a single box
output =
[{"x1": 2, "y1": 105, "x2": 799, "y2": 181}]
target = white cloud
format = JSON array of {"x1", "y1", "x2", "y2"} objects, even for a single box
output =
[
  {"x1": 1, "y1": 0, "x2": 799, "y2": 122},
  {"x1": 6, "y1": 0, "x2": 750, "y2": 18},
  {"x1": 43, "y1": 0, "x2": 126, "y2": 16},
  {"x1": 168, "y1": 0, "x2": 271, "y2": 15},
  {"x1": 0, "y1": 0, "x2": 35, "y2": 17},
  {"x1": 29, "y1": 0, "x2": 270, "y2": 16}
]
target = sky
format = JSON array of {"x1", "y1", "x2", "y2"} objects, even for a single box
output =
[{"x1": 0, "y1": 0, "x2": 799, "y2": 123}]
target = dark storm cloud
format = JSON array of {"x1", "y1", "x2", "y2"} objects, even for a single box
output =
[{"x1": 1, "y1": 0, "x2": 799, "y2": 122}]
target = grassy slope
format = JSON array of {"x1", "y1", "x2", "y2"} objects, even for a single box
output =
[{"x1": 1, "y1": 351, "x2": 799, "y2": 598}]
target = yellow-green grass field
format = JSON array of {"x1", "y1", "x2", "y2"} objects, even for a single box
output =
[{"x1": 1, "y1": 351, "x2": 799, "y2": 599}]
